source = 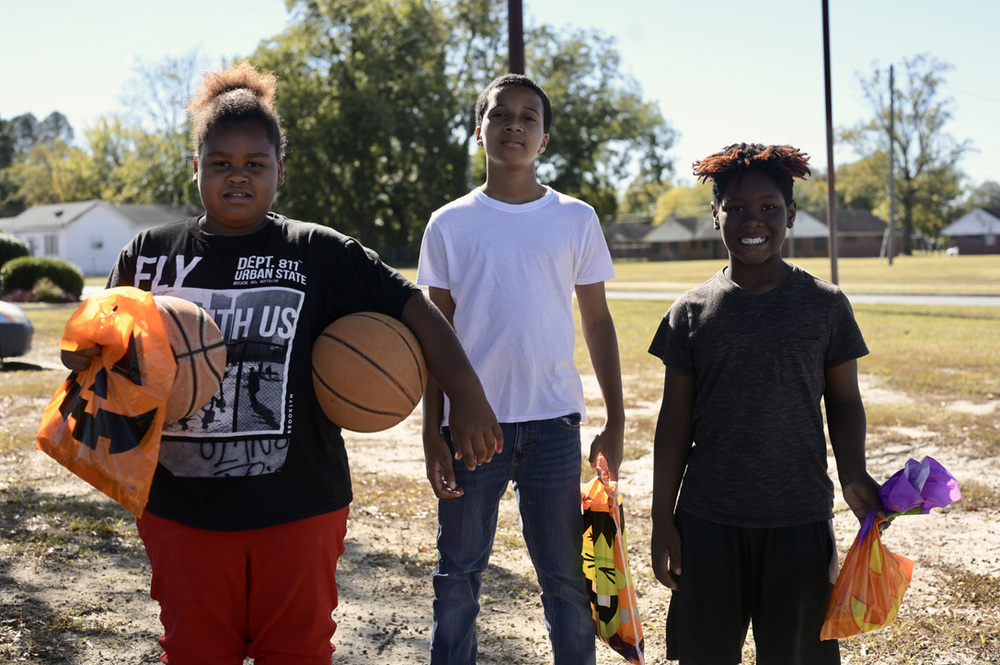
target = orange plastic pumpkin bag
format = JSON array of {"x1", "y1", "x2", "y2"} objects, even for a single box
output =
[
  {"x1": 36, "y1": 287, "x2": 176, "y2": 516},
  {"x1": 582, "y1": 454, "x2": 645, "y2": 664},
  {"x1": 820, "y1": 511, "x2": 914, "y2": 640}
]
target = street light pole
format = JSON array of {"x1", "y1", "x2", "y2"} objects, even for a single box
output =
[
  {"x1": 822, "y1": 0, "x2": 839, "y2": 285},
  {"x1": 508, "y1": 0, "x2": 524, "y2": 74}
]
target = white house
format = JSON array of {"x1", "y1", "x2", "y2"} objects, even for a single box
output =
[
  {"x1": 0, "y1": 201, "x2": 201, "y2": 276},
  {"x1": 940, "y1": 208, "x2": 1000, "y2": 255}
]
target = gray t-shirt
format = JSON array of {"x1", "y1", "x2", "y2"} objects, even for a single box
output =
[{"x1": 648, "y1": 265, "x2": 869, "y2": 528}]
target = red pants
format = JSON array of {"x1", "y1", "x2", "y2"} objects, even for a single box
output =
[{"x1": 137, "y1": 508, "x2": 349, "y2": 665}]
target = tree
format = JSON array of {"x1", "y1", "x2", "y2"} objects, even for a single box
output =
[
  {"x1": 6, "y1": 139, "x2": 94, "y2": 205},
  {"x1": 523, "y1": 27, "x2": 676, "y2": 220},
  {"x1": 842, "y1": 54, "x2": 969, "y2": 252},
  {"x1": 252, "y1": 0, "x2": 465, "y2": 263},
  {"x1": 0, "y1": 112, "x2": 76, "y2": 214},
  {"x1": 964, "y1": 180, "x2": 1000, "y2": 211},
  {"x1": 118, "y1": 54, "x2": 202, "y2": 206},
  {"x1": 652, "y1": 184, "x2": 712, "y2": 223},
  {"x1": 250, "y1": 0, "x2": 675, "y2": 259}
]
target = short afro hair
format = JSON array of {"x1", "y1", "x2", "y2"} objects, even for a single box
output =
[{"x1": 692, "y1": 143, "x2": 811, "y2": 205}]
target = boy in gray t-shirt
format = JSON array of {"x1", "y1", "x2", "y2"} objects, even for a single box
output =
[{"x1": 648, "y1": 142, "x2": 883, "y2": 665}]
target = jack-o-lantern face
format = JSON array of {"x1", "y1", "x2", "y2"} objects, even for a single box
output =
[
  {"x1": 59, "y1": 332, "x2": 160, "y2": 454},
  {"x1": 36, "y1": 287, "x2": 177, "y2": 516}
]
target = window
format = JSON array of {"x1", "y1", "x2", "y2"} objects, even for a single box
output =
[{"x1": 44, "y1": 234, "x2": 58, "y2": 256}]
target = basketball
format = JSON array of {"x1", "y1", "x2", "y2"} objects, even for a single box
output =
[
  {"x1": 154, "y1": 296, "x2": 227, "y2": 421},
  {"x1": 311, "y1": 312, "x2": 427, "y2": 433}
]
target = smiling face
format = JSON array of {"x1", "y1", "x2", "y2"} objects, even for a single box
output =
[
  {"x1": 713, "y1": 169, "x2": 796, "y2": 284},
  {"x1": 475, "y1": 84, "x2": 550, "y2": 169},
  {"x1": 193, "y1": 121, "x2": 284, "y2": 236}
]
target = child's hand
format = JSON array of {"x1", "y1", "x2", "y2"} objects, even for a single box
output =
[
  {"x1": 61, "y1": 346, "x2": 101, "y2": 372},
  {"x1": 588, "y1": 422, "x2": 624, "y2": 481},
  {"x1": 423, "y1": 431, "x2": 464, "y2": 500},
  {"x1": 651, "y1": 518, "x2": 682, "y2": 590},
  {"x1": 446, "y1": 393, "x2": 503, "y2": 471},
  {"x1": 842, "y1": 472, "x2": 884, "y2": 523}
]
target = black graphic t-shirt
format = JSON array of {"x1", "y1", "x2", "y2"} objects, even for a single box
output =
[{"x1": 108, "y1": 214, "x2": 419, "y2": 530}]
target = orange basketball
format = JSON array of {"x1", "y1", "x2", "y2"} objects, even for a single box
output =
[
  {"x1": 311, "y1": 312, "x2": 427, "y2": 432},
  {"x1": 154, "y1": 296, "x2": 227, "y2": 421}
]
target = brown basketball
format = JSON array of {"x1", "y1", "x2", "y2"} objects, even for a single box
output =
[
  {"x1": 154, "y1": 296, "x2": 227, "y2": 421},
  {"x1": 311, "y1": 312, "x2": 427, "y2": 433}
]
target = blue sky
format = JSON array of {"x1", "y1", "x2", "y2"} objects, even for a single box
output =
[{"x1": 4, "y1": 0, "x2": 997, "y2": 187}]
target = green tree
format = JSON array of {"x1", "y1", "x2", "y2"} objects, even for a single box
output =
[
  {"x1": 118, "y1": 53, "x2": 202, "y2": 206},
  {"x1": 842, "y1": 54, "x2": 969, "y2": 252},
  {"x1": 0, "y1": 112, "x2": 75, "y2": 214},
  {"x1": 652, "y1": 183, "x2": 712, "y2": 223},
  {"x1": 620, "y1": 179, "x2": 669, "y2": 216},
  {"x1": 964, "y1": 180, "x2": 1000, "y2": 210},
  {"x1": 6, "y1": 139, "x2": 95, "y2": 205},
  {"x1": 524, "y1": 27, "x2": 675, "y2": 220},
  {"x1": 248, "y1": 0, "x2": 674, "y2": 256},
  {"x1": 252, "y1": 0, "x2": 465, "y2": 263}
]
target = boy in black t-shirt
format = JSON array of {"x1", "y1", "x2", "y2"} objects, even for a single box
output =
[{"x1": 648, "y1": 143, "x2": 883, "y2": 665}]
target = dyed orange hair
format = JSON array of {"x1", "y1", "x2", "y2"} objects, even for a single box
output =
[{"x1": 693, "y1": 143, "x2": 810, "y2": 205}]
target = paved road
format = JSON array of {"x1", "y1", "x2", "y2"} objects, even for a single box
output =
[
  {"x1": 606, "y1": 289, "x2": 1000, "y2": 307},
  {"x1": 83, "y1": 285, "x2": 999, "y2": 307}
]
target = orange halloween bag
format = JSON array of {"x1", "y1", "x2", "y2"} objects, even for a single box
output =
[
  {"x1": 820, "y1": 512, "x2": 914, "y2": 640},
  {"x1": 36, "y1": 287, "x2": 176, "y2": 516},
  {"x1": 582, "y1": 454, "x2": 645, "y2": 664}
]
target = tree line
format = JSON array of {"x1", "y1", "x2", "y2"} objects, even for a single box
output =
[
  {"x1": 641, "y1": 54, "x2": 999, "y2": 255},
  {"x1": 0, "y1": 0, "x2": 673, "y2": 263},
  {"x1": 2, "y1": 0, "x2": 996, "y2": 259}
]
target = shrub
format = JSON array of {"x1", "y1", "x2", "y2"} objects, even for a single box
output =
[
  {"x1": 0, "y1": 256, "x2": 84, "y2": 299},
  {"x1": 32, "y1": 277, "x2": 74, "y2": 303},
  {"x1": 0, "y1": 232, "x2": 30, "y2": 268}
]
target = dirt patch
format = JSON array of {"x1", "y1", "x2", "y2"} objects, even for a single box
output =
[{"x1": 1, "y1": 365, "x2": 998, "y2": 663}]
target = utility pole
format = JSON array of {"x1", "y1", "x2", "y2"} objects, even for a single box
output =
[
  {"x1": 888, "y1": 64, "x2": 896, "y2": 265},
  {"x1": 822, "y1": 0, "x2": 839, "y2": 284},
  {"x1": 508, "y1": 0, "x2": 524, "y2": 74}
]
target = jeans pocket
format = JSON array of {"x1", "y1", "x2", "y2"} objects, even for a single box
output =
[{"x1": 555, "y1": 412, "x2": 582, "y2": 431}]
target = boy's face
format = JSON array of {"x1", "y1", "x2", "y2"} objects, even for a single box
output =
[
  {"x1": 712, "y1": 169, "x2": 796, "y2": 268},
  {"x1": 193, "y1": 121, "x2": 284, "y2": 236},
  {"x1": 475, "y1": 85, "x2": 549, "y2": 167}
]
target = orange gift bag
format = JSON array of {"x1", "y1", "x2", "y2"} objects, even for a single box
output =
[
  {"x1": 582, "y1": 454, "x2": 645, "y2": 664},
  {"x1": 820, "y1": 511, "x2": 914, "y2": 640},
  {"x1": 36, "y1": 287, "x2": 176, "y2": 516}
]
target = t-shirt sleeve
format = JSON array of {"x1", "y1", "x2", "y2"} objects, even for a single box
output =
[
  {"x1": 575, "y1": 211, "x2": 615, "y2": 286},
  {"x1": 105, "y1": 235, "x2": 141, "y2": 288},
  {"x1": 648, "y1": 299, "x2": 695, "y2": 374},
  {"x1": 416, "y1": 215, "x2": 449, "y2": 290},
  {"x1": 334, "y1": 236, "x2": 420, "y2": 320},
  {"x1": 825, "y1": 291, "x2": 869, "y2": 367}
]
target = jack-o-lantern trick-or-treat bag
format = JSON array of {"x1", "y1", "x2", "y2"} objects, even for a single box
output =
[{"x1": 36, "y1": 287, "x2": 177, "y2": 516}]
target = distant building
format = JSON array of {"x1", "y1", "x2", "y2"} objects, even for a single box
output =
[
  {"x1": 604, "y1": 214, "x2": 653, "y2": 260},
  {"x1": 940, "y1": 208, "x2": 1000, "y2": 255},
  {"x1": 640, "y1": 209, "x2": 890, "y2": 261},
  {"x1": 0, "y1": 201, "x2": 201, "y2": 276}
]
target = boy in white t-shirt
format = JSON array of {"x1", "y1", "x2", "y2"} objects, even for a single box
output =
[{"x1": 417, "y1": 73, "x2": 625, "y2": 665}]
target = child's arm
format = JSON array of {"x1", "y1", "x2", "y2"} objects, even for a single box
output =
[
  {"x1": 825, "y1": 358, "x2": 883, "y2": 523},
  {"x1": 402, "y1": 291, "x2": 502, "y2": 498},
  {"x1": 650, "y1": 367, "x2": 695, "y2": 590},
  {"x1": 575, "y1": 282, "x2": 626, "y2": 479}
]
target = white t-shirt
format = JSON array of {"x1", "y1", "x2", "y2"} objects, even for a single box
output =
[{"x1": 417, "y1": 186, "x2": 615, "y2": 424}]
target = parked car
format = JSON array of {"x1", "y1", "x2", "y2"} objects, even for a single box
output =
[{"x1": 0, "y1": 301, "x2": 33, "y2": 359}]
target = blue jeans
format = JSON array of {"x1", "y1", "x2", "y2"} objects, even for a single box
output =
[{"x1": 430, "y1": 414, "x2": 596, "y2": 665}]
